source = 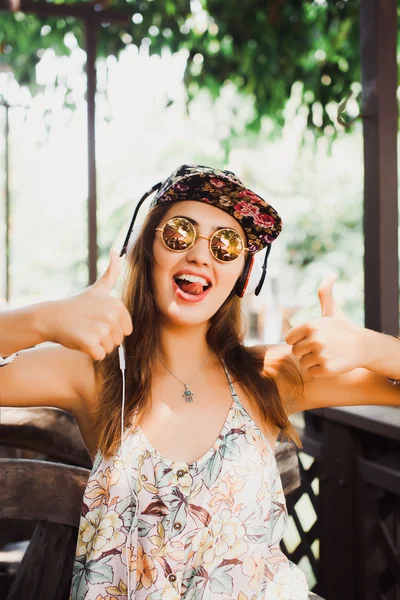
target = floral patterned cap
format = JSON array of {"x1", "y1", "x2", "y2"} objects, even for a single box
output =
[{"x1": 149, "y1": 164, "x2": 283, "y2": 253}]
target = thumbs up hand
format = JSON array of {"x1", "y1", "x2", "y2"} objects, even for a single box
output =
[
  {"x1": 92, "y1": 248, "x2": 125, "y2": 296},
  {"x1": 285, "y1": 274, "x2": 366, "y2": 378},
  {"x1": 44, "y1": 249, "x2": 133, "y2": 361}
]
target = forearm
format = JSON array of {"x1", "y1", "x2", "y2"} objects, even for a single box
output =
[
  {"x1": 0, "y1": 302, "x2": 50, "y2": 355},
  {"x1": 361, "y1": 328, "x2": 400, "y2": 379}
]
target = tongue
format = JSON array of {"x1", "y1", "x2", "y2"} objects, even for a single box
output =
[{"x1": 178, "y1": 281, "x2": 204, "y2": 295}]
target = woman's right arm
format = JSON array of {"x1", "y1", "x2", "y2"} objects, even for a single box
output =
[
  {"x1": 0, "y1": 302, "x2": 48, "y2": 357},
  {"x1": 0, "y1": 251, "x2": 133, "y2": 416},
  {"x1": 0, "y1": 317, "x2": 96, "y2": 415}
]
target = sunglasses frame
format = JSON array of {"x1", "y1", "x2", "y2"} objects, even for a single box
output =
[{"x1": 155, "y1": 217, "x2": 249, "y2": 263}]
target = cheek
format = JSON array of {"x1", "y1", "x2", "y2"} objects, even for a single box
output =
[
  {"x1": 153, "y1": 240, "x2": 174, "y2": 269},
  {"x1": 152, "y1": 244, "x2": 164, "y2": 289},
  {"x1": 152, "y1": 241, "x2": 180, "y2": 292},
  {"x1": 216, "y1": 258, "x2": 245, "y2": 293}
]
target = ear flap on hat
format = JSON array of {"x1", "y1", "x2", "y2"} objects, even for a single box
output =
[
  {"x1": 120, "y1": 182, "x2": 162, "y2": 258},
  {"x1": 235, "y1": 255, "x2": 254, "y2": 298},
  {"x1": 126, "y1": 224, "x2": 142, "y2": 257},
  {"x1": 235, "y1": 246, "x2": 271, "y2": 298},
  {"x1": 244, "y1": 253, "x2": 264, "y2": 295},
  {"x1": 254, "y1": 244, "x2": 271, "y2": 296}
]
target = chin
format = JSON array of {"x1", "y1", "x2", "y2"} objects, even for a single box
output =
[{"x1": 159, "y1": 304, "x2": 214, "y2": 328}]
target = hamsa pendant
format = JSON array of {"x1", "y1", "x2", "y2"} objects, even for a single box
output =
[{"x1": 183, "y1": 385, "x2": 194, "y2": 403}]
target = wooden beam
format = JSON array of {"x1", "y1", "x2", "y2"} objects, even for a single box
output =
[
  {"x1": 0, "y1": 0, "x2": 131, "y2": 24},
  {"x1": 84, "y1": 18, "x2": 98, "y2": 285},
  {"x1": 4, "y1": 99, "x2": 10, "y2": 303},
  {"x1": 360, "y1": 0, "x2": 399, "y2": 335}
]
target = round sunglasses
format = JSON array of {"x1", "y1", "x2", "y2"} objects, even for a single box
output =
[{"x1": 155, "y1": 216, "x2": 249, "y2": 263}]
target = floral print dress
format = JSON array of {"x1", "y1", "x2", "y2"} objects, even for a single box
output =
[{"x1": 69, "y1": 362, "x2": 309, "y2": 600}]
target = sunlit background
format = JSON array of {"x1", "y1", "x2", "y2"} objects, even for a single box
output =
[
  {"x1": 2, "y1": 3, "x2": 400, "y2": 593},
  {"x1": 0, "y1": 28, "x2": 372, "y2": 346}
]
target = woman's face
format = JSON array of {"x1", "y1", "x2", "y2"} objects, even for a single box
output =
[{"x1": 152, "y1": 201, "x2": 247, "y2": 327}]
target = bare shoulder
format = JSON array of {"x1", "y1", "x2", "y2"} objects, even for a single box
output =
[{"x1": 253, "y1": 342, "x2": 311, "y2": 416}]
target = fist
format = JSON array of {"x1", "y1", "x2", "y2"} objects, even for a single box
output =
[{"x1": 46, "y1": 250, "x2": 133, "y2": 360}]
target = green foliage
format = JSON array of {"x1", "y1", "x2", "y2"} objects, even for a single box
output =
[{"x1": 1, "y1": 0, "x2": 361, "y2": 133}]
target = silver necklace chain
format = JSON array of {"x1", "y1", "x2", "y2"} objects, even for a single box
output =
[{"x1": 157, "y1": 349, "x2": 211, "y2": 403}]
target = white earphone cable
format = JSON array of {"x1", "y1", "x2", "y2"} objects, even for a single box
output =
[{"x1": 119, "y1": 343, "x2": 138, "y2": 600}]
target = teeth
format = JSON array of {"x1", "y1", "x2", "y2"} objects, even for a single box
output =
[{"x1": 175, "y1": 273, "x2": 210, "y2": 286}]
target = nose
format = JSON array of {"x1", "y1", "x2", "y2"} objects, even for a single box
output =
[{"x1": 186, "y1": 234, "x2": 211, "y2": 266}]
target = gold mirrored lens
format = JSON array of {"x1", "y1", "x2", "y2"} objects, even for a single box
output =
[
  {"x1": 162, "y1": 217, "x2": 196, "y2": 251},
  {"x1": 211, "y1": 229, "x2": 244, "y2": 262}
]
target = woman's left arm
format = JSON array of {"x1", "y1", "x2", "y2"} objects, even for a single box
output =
[{"x1": 281, "y1": 274, "x2": 400, "y2": 415}]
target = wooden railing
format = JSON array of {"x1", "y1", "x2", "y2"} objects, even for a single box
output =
[{"x1": 284, "y1": 406, "x2": 400, "y2": 600}]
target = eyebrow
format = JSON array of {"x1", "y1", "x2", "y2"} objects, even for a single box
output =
[{"x1": 175, "y1": 215, "x2": 229, "y2": 230}]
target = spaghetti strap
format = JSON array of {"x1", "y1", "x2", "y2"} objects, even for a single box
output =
[
  {"x1": 221, "y1": 360, "x2": 258, "y2": 430},
  {"x1": 221, "y1": 359, "x2": 238, "y2": 398}
]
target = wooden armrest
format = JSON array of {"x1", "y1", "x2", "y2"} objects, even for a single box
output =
[
  {"x1": 0, "y1": 407, "x2": 91, "y2": 468},
  {"x1": 0, "y1": 458, "x2": 90, "y2": 528},
  {"x1": 0, "y1": 408, "x2": 301, "y2": 499}
]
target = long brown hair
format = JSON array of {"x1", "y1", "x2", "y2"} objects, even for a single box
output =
[{"x1": 92, "y1": 202, "x2": 303, "y2": 459}]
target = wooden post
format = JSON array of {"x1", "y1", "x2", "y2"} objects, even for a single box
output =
[
  {"x1": 84, "y1": 18, "x2": 98, "y2": 285},
  {"x1": 318, "y1": 420, "x2": 360, "y2": 599},
  {"x1": 360, "y1": 0, "x2": 399, "y2": 335},
  {"x1": 4, "y1": 99, "x2": 10, "y2": 302}
]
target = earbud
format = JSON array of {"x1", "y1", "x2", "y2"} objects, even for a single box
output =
[{"x1": 119, "y1": 340, "x2": 138, "y2": 600}]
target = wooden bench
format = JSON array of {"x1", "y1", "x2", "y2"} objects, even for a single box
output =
[{"x1": 0, "y1": 407, "x2": 325, "y2": 600}]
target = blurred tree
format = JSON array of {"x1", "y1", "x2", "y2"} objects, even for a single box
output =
[{"x1": 0, "y1": 0, "x2": 367, "y2": 134}]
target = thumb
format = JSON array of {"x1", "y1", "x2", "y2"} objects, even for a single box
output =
[
  {"x1": 318, "y1": 273, "x2": 339, "y2": 317},
  {"x1": 94, "y1": 249, "x2": 124, "y2": 295}
]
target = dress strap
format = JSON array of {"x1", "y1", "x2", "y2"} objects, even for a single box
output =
[{"x1": 221, "y1": 359, "x2": 238, "y2": 398}]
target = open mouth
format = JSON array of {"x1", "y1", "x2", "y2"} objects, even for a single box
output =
[{"x1": 173, "y1": 274, "x2": 212, "y2": 296}]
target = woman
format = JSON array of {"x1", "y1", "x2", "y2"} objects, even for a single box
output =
[{"x1": 1, "y1": 164, "x2": 400, "y2": 600}]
